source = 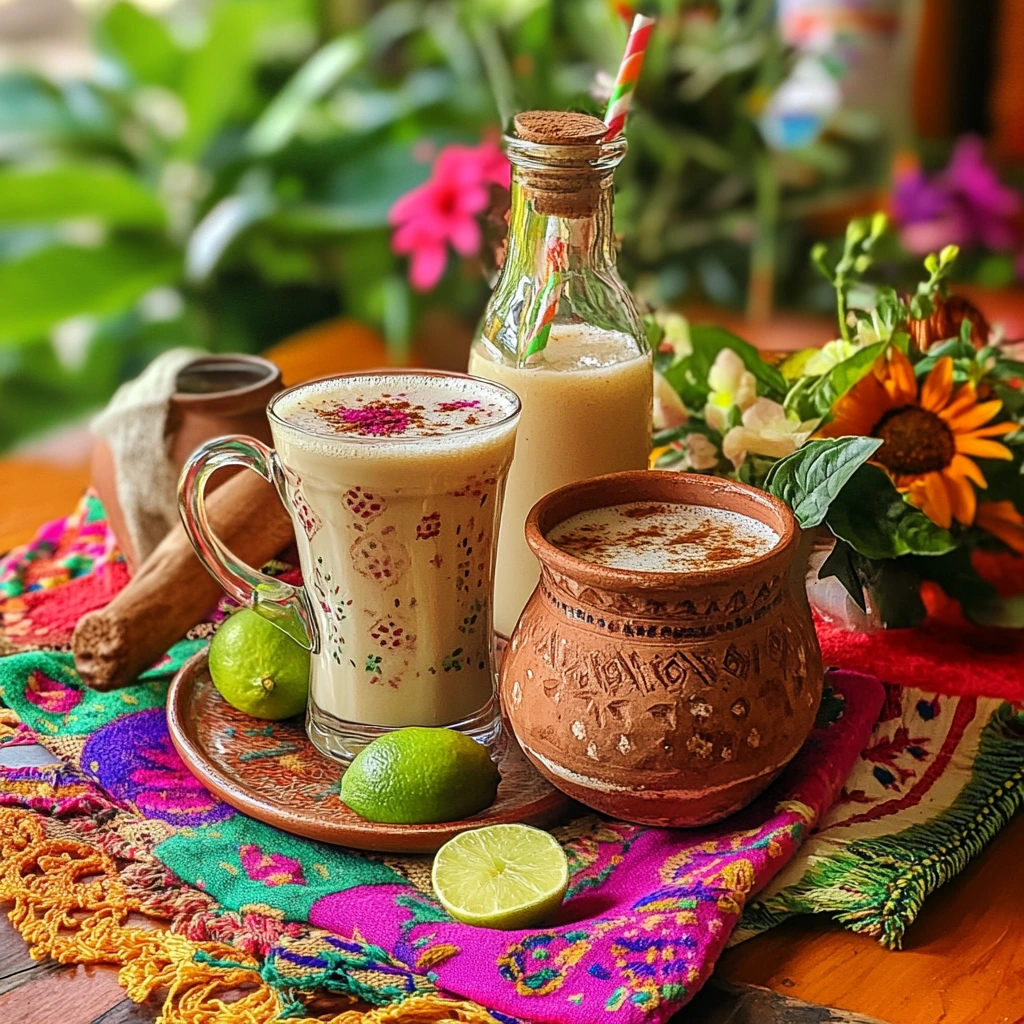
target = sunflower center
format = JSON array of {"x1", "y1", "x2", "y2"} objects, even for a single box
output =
[{"x1": 873, "y1": 406, "x2": 955, "y2": 475}]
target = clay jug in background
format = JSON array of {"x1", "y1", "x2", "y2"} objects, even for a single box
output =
[{"x1": 92, "y1": 354, "x2": 282, "y2": 570}]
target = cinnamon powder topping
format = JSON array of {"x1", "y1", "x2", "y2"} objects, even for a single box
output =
[
  {"x1": 547, "y1": 502, "x2": 779, "y2": 573},
  {"x1": 513, "y1": 111, "x2": 608, "y2": 146}
]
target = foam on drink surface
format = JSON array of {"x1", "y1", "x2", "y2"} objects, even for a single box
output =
[
  {"x1": 547, "y1": 501, "x2": 778, "y2": 573},
  {"x1": 273, "y1": 374, "x2": 518, "y2": 454}
]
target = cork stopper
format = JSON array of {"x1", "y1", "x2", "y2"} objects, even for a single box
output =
[
  {"x1": 511, "y1": 110, "x2": 613, "y2": 218},
  {"x1": 513, "y1": 111, "x2": 608, "y2": 146}
]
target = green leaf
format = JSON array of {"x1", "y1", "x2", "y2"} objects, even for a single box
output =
[
  {"x1": 662, "y1": 324, "x2": 787, "y2": 410},
  {"x1": 782, "y1": 374, "x2": 818, "y2": 421},
  {"x1": 186, "y1": 180, "x2": 275, "y2": 282},
  {"x1": 854, "y1": 556, "x2": 927, "y2": 628},
  {"x1": 312, "y1": 141, "x2": 432, "y2": 229},
  {"x1": 764, "y1": 436, "x2": 882, "y2": 529},
  {"x1": 808, "y1": 341, "x2": 884, "y2": 417},
  {"x1": 247, "y1": 36, "x2": 364, "y2": 156},
  {"x1": 825, "y1": 464, "x2": 957, "y2": 559},
  {"x1": 0, "y1": 242, "x2": 179, "y2": 341},
  {"x1": 176, "y1": 1, "x2": 271, "y2": 159},
  {"x1": 101, "y1": 2, "x2": 181, "y2": 86},
  {"x1": 0, "y1": 73, "x2": 101, "y2": 142},
  {"x1": 968, "y1": 596, "x2": 1024, "y2": 629},
  {"x1": 0, "y1": 165, "x2": 164, "y2": 227},
  {"x1": 913, "y1": 337, "x2": 975, "y2": 377}
]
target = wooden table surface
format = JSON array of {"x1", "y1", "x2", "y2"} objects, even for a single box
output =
[{"x1": 1, "y1": 324, "x2": 1021, "y2": 1024}]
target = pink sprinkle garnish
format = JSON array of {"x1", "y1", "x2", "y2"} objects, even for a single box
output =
[
  {"x1": 437, "y1": 400, "x2": 480, "y2": 412},
  {"x1": 336, "y1": 403, "x2": 412, "y2": 436}
]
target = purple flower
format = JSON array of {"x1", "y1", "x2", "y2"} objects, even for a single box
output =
[
  {"x1": 944, "y1": 136, "x2": 1020, "y2": 249},
  {"x1": 892, "y1": 137, "x2": 1022, "y2": 256}
]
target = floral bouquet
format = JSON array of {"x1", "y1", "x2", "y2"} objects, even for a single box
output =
[{"x1": 650, "y1": 214, "x2": 1024, "y2": 630}]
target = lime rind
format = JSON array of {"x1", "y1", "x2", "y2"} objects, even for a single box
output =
[
  {"x1": 209, "y1": 608, "x2": 310, "y2": 720},
  {"x1": 340, "y1": 727, "x2": 500, "y2": 824}
]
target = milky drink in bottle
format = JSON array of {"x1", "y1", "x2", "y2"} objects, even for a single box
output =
[{"x1": 468, "y1": 110, "x2": 652, "y2": 636}]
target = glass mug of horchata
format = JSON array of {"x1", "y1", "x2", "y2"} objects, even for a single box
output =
[{"x1": 178, "y1": 371, "x2": 521, "y2": 761}]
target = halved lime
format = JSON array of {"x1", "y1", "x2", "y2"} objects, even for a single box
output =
[
  {"x1": 341, "y1": 727, "x2": 500, "y2": 824},
  {"x1": 431, "y1": 824, "x2": 569, "y2": 930}
]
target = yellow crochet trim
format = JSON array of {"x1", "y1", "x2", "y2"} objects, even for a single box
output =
[{"x1": 0, "y1": 808, "x2": 492, "y2": 1024}]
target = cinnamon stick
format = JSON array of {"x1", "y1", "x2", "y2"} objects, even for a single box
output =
[{"x1": 73, "y1": 470, "x2": 295, "y2": 691}]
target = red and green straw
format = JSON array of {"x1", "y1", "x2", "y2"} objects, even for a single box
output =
[
  {"x1": 523, "y1": 272, "x2": 563, "y2": 359},
  {"x1": 603, "y1": 13, "x2": 655, "y2": 141}
]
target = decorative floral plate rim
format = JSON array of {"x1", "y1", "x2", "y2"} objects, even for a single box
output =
[{"x1": 167, "y1": 650, "x2": 571, "y2": 852}]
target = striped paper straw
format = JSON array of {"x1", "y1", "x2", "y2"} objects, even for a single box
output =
[
  {"x1": 522, "y1": 238, "x2": 567, "y2": 360},
  {"x1": 523, "y1": 272, "x2": 563, "y2": 359},
  {"x1": 603, "y1": 13, "x2": 655, "y2": 141}
]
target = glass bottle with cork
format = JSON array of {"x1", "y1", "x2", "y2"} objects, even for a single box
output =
[{"x1": 468, "y1": 110, "x2": 652, "y2": 637}]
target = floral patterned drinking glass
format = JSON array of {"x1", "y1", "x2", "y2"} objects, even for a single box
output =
[{"x1": 178, "y1": 370, "x2": 520, "y2": 762}]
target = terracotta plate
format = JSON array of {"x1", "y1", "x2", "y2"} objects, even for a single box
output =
[{"x1": 167, "y1": 650, "x2": 571, "y2": 853}]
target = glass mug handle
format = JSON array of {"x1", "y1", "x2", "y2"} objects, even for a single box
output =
[{"x1": 177, "y1": 436, "x2": 319, "y2": 652}]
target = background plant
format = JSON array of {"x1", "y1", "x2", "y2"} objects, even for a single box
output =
[
  {"x1": 651, "y1": 217, "x2": 1024, "y2": 628},
  {"x1": 0, "y1": 0, "x2": 891, "y2": 451}
]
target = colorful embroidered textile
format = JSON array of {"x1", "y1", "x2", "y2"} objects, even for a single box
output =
[
  {"x1": 0, "y1": 649, "x2": 879, "y2": 1023},
  {"x1": 1, "y1": 496, "x2": 1022, "y2": 1022},
  {"x1": 0, "y1": 496, "x2": 886, "y2": 1023},
  {"x1": 815, "y1": 615, "x2": 1024, "y2": 702},
  {"x1": 735, "y1": 685, "x2": 1024, "y2": 948}
]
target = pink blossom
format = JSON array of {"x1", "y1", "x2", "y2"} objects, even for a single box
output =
[{"x1": 390, "y1": 137, "x2": 510, "y2": 291}]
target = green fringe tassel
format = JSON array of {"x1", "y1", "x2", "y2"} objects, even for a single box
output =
[{"x1": 740, "y1": 703, "x2": 1024, "y2": 949}]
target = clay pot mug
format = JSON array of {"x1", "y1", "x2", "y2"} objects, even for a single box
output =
[
  {"x1": 500, "y1": 470, "x2": 824, "y2": 827},
  {"x1": 92, "y1": 354, "x2": 282, "y2": 570}
]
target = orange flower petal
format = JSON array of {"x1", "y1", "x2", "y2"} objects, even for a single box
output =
[
  {"x1": 886, "y1": 348, "x2": 918, "y2": 405},
  {"x1": 950, "y1": 453, "x2": 987, "y2": 489},
  {"x1": 817, "y1": 373, "x2": 894, "y2": 438},
  {"x1": 921, "y1": 471, "x2": 952, "y2": 529},
  {"x1": 954, "y1": 436, "x2": 1014, "y2": 460},
  {"x1": 944, "y1": 469, "x2": 976, "y2": 526},
  {"x1": 940, "y1": 384, "x2": 979, "y2": 421},
  {"x1": 920, "y1": 357, "x2": 953, "y2": 412},
  {"x1": 975, "y1": 501, "x2": 1024, "y2": 554},
  {"x1": 942, "y1": 398, "x2": 1005, "y2": 432},
  {"x1": 962, "y1": 420, "x2": 1018, "y2": 438}
]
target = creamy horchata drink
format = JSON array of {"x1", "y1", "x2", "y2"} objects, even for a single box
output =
[
  {"x1": 178, "y1": 369, "x2": 520, "y2": 762},
  {"x1": 267, "y1": 373, "x2": 519, "y2": 756},
  {"x1": 545, "y1": 500, "x2": 779, "y2": 571},
  {"x1": 468, "y1": 325, "x2": 652, "y2": 635}
]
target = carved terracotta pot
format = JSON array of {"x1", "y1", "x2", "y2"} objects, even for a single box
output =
[{"x1": 500, "y1": 471, "x2": 823, "y2": 827}]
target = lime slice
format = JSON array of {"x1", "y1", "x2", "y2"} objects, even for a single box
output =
[{"x1": 432, "y1": 824, "x2": 569, "y2": 929}]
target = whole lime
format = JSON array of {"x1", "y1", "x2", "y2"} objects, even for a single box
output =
[
  {"x1": 341, "y1": 728, "x2": 500, "y2": 824},
  {"x1": 208, "y1": 608, "x2": 310, "y2": 720}
]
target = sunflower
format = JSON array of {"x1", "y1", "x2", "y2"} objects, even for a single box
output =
[{"x1": 818, "y1": 348, "x2": 1016, "y2": 529}]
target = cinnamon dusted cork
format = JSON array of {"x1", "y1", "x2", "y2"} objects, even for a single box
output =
[
  {"x1": 512, "y1": 110, "x2": 613, "y2": 217},
  {"x1": 513, "y1": 111, "x2": 608, "y2": 146}
]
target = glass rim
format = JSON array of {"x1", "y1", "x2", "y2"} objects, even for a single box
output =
[{"x1": 267, "y1": 368, "x2": 522, "y2": 445}]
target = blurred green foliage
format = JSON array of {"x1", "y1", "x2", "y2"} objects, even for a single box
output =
[{"x1": 0, "y1": 0, "x2": 886, "y2": 451}]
